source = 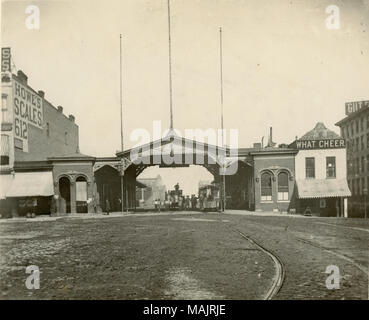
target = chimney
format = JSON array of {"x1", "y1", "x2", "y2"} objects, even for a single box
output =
[
  {"x1": 267, "y1": 127, "x2": 276, "y2": 147},
  {"x1": 17, "y1": 70, "x2": 28, "y2": 84},
  {"x1": 57, "y1": 106, "x2": 63, "y2": 113},
  {"x1": 38, "y1": 90, "x2": 45, "y2": 98},
  {"x1": 270, "y1": 127, "x2": 273, "y2": 143},
  {"x1": 68, "y1": 114, "x2": 75, "y2": 122}
]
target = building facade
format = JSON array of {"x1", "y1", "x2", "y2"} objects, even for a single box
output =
[
  {"x1": 0, "y1": 68, "x2": 95, "y2": 217},
  {"x1": 136, "y1": 175, "x2": 166, "y2": 210},
  {"x1": 290, "y1": 122, "x2": 351, "y2": 217},
  {"x1": 336, "y1": 101, "x2": 369, "y2": 217}
]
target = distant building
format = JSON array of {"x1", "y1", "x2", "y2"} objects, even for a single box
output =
[
  {"x1": 336, "y1": 101, "x2": 369, "y2": 217},
  {"x1": 290, "y1": 122, "x2": 351, "y2": 217},
  {"x1": 136, "y1": 175, "x2": 166, "y2": 209}
]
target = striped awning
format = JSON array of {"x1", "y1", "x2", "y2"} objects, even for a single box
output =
[
  {"x1": 6, "y1": 172, "x2": 54, "y2": 198},
  {"x1": 296, "y1": 179, "x2": 351, "y2": 199}
]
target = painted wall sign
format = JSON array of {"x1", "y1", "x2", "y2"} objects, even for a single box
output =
[
  {"x1": 345, "y1": 100, "x2": 369, "y2": 115},
  {"x1": 292, "y1": 139, "x2": 345, "y2": 150},
  {"x1": 1, "y1": 47, "x2": 11, "y2": 72},
  {"x1": 12, "y1": 78, "x2": 43, "y2": 152}
]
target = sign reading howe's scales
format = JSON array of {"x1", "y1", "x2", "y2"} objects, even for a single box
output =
[
  {"x1": 12, "y1": 79, "x2": 43, "y2": 152},
  {"x1": 2, "y1": 47, "x2": 43, "y2": 152}
]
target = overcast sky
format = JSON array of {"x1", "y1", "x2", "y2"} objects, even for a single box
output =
[{"x1": 2, "y1": 0, "x2": 368, "y2": 194}]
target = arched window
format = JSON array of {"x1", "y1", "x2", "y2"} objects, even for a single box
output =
[
  {"x1": 76, "y1": 176, "x2": 88, "y2": 213},
  {"x1": 278, "y1": 172, "x2": 289, "y2": 201},
  {"x1": 261, "y1": 172, "x2": 272, "y2": 201}
]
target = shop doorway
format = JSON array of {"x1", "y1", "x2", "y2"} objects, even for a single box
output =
[
  {"x1": 76, "y1": 176, "x2": 88, "y2": 213},
  {"x1": 59, "y1": 177, "x2": 71, "y2": 213}
]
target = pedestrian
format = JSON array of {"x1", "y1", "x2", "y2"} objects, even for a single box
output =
[{"x1": 105, "y1": 198, "x2": 111, "y2": 215}]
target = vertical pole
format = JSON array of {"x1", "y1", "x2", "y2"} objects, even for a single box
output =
[
  {"x1": 219, "y1": 27, "x2": 226, "y2": 212},
  {"x1": 120, "y1": 34, "x2": 124, "y2": 213},
  {"x1": 167, "y1": 0, "x2": 174, "y2": 130}
]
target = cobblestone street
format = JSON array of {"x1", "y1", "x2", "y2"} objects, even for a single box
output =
[{"x1": 0, "y1": 212, "x2": 368, "y2": 300}]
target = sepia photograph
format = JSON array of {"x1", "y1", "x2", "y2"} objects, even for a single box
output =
[{"x1": 0, "y1": 0, "x2": 368, "y2": 309}]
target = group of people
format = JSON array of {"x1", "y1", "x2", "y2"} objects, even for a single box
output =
[{"x1": 153, "y1": 195, "x2": 200, "y2": 211}]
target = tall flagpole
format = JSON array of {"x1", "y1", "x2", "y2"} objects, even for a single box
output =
[
  {"x1": 120, "y1": 34, "x2": 125, "y2": 213},
  {"x1": 167, "y1": 0, "x2": 174, "y2": 130},
  {"x1": 219, "y1": 27, "x2": 226, "y2": 212}
]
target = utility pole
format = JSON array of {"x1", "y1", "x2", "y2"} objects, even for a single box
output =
[
  {"x1": 219, "y1": 27, "x2": 226, "y2": 213},
  {"x1": 119, "y1": 34, "x2": 125, "y2": 213},
  {"x1": 167, "y1": 0, "x2": 174, "y2": 130}
]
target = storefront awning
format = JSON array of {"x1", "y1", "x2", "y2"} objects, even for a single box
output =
[
  {"x1": 296, "y1": 179, "x2": 351, "y2": 199},
  {"x1": 6, "y1": 172, "x2": 54, "y2": 198}
]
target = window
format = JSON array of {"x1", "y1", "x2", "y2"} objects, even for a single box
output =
[
  {"x1": 261, "y1": 172, "x2": 272, "y2": 201},
  {"x1": 361, "y1": 118, "x2": 364, "y2": 131},
  {"x1": 326, "y1": 157, "x2": 336, "y2": 178},
  {"x1": 367, "y1": 155, "x2": 369, "y2": 172},
  {"x1": 305, "y1": 157, "x2": 315, "y2": 178},
  {"x1": 361, "y1": 156, "x2": 365, "y2": 173},
  {"x1": 0, "y1": 134, "x2": 9, "y2": 165},
  {"x1": 361, "y1": 178, "x2": 365, "y2": 195},
  {"x1": 356, "y1": 137, "x2": 359, "y2": 151},
  {"x1": 367, "y1": 133, "x2": 369, "y2": 148},
  {"x1": 278, "y1": 172, "x2": 289, "y2": 201},
  {"x1": 1, "y1": 94, "x2": 8, "y2": 123},
  {"x1": 356, "y1": 120, "x2": 359, "y2": 133},
  {"x1": 361, "y1": 135, "x2": 364, "y2": 150},
  {"x1": 64, "y1": 132, "x2": 68, "y2": 145},
  {"x1": 46, "y1": 122, "x2": 50, "y2": 137}
]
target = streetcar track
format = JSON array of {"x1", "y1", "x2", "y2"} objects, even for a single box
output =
[
  {"x1": 296, "y1": 237, "x2": 368, "y2": 275},
  {"x1": 231, "y1": 228, "x2": 285, "y2": 300}
]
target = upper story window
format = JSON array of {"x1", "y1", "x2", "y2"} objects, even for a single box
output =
[
  {"x1": 356, "y1": 119, "x2": 359, "y2": 133},
  {"x1": 326, "y1": 156, "x2": 336, "y2": 178},
  {"x1": 1, "y1": 94, "x2": 8, "y2": 123},
  {"x1": 64, "y1": 132, "x2": 68, "y2": 145},
  {"x1": 46, "y1": 122, "x2": 50, "y2": 137},
  {"x1": 0, "y1": 134, "x2": 10, "y2": 165},
  {"x1": 261, "y1": 172, "x2": 272, "y2": 201},
  {"x1": 277, "y1": 172, "x2": 289, "y2": 201},
  {"x1": 305, "y1": 157, "x2": 315, "y2": 178}
]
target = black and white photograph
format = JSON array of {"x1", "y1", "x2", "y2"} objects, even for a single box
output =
[{"x1": 0, "y1": 0, "x2": 368, "y2": 309}]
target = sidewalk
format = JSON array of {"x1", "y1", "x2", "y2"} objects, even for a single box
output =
[{"x1": 0, "y1": 210, "x2": 204, "y2": 223}]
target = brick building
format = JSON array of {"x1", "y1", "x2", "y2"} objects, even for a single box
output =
[
  {"x1": 0, "y1": 68, "x2": 95, "y2": 217},
  {"x1": 290, "y1": 122, "x2": 351, "y2": 217},
  {"x1": 336, "y1": 101, "x2": 369, "y2": 217}
]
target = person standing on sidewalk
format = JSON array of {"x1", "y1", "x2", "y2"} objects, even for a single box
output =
[{"x1": 105, "y1": 199, "x2": 111, "y2": 215}]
